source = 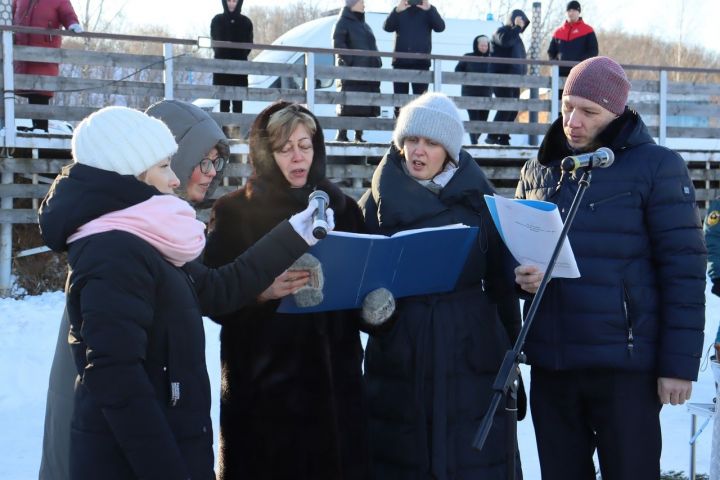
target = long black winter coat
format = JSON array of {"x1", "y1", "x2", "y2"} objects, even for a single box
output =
[
  {"x1": 203, "y1": 102, "x2": 371, "y2": 480},
  {"x1": 454, "y1": 35, "x2": 493, "y2": 98},
  {"x1": 332, "y1": 7, "x2": 381, "y2": 117},
  {"x1": 383, "y1": 5, "x2": 445, "y2": 70},
  {"x1": 490, "y1": 9, "x2": 529, "y2": 76},
  {"x1": 359, "y1": 147, "x2": 522, "y2": 480},
  {"x1": 38, "y1": 163, "x2": 308, "y2": 480},
  {"x1": 516, "y1": 110, "x2": 707, "y2": 380},
  {"x1": 211, "y1": 0, "x2": 253, "y2": 88}
]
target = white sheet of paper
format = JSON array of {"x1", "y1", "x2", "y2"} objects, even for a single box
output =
[{"x1": 489, "y1": 194, "x2": 580, "y2": 278}]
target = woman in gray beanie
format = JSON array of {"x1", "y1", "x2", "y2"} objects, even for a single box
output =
[
  {"x1": 358, "y1": 92, "x2": 524, "y2": 479},
  {"x1": 146, "y1": 99, "x2": 229, "y2": 208}
]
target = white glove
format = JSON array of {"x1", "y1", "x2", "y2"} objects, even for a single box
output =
[
  {"x1": 289, "y1": 203, "x2": 335, "y2": 246},
  {"x1": 68, "y1": 23, "x2": 83, "y2": 33}
]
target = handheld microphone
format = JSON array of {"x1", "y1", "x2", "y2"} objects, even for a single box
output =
[
  {"x1": 308, "y1": 190, "x2": 330, "y2": 239},
  {"x1": 561, "y1": 147, "x2": 615, "y2": 173}
]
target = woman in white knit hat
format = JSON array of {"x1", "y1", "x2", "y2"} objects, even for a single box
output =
[
  {"x1": 38, "y1": 99, "x2": 232, "y2": 480},
  {"x1": 37, "y1": 106, "x2": 332, "y2": 480},
  {"x1": 358, "y1": 92, "x2": 524, "y2": 479}
]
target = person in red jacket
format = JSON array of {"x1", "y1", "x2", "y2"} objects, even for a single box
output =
[
  {"x1": 12, "y1": 0, "x2": 82, "y2": 132},
  {"x1": 547, "y1": 1, "x2": 598, "y2": 98}
]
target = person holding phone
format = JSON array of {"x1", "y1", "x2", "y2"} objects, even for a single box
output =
[{"x1": 383, "y1": 0, "x2": 445, "y2": 117}]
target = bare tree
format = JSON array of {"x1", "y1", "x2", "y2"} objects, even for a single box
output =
[{"x1": 244, "y1": 1, "x2": 325, "y2": 51}]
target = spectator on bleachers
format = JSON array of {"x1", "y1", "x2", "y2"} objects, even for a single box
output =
[
  {"x1": 486, "y1": 8, "x2": 529, "y2": 146},
  {"x1": 12, "y1": 0, "x2": 82, "y2": 132},
  {"x1": 455, "y1": 34, "x2": 493, "y2": 145},
  {"x1": 211, "y1": 0, "x2": 253, "y2": 115},
  {"x1": 332, "y1": 0, "x2": 382, "y2": 143},
  {"x1": 383, "y1": 0, "x2": 445, "y2": 118}
]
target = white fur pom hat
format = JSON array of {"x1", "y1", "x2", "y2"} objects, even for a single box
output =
[
  {"x1": 72, "y1": 106, "x2": 178, "y2": 176},
  {"x1": 393, "y1": 92, "x2": 465, "y2": 163}
]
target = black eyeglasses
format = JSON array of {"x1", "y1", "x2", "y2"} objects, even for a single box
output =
[{"x1": 198, "y1": 156, "x2": 226, "y2": 174}]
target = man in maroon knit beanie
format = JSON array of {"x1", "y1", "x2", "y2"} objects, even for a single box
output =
[{"x1": 514, "y1": 56, "x2": 706, "y2": 479}]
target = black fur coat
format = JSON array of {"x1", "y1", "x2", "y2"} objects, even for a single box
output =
[{"x1": 203, "y1": 102, "x2": 370, "y2": 480}]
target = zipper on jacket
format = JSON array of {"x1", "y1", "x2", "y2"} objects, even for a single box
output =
[
  {"x1": 170, "y1": 381, "x2": 181, "y2": 407},
  {"x1": 622, "y1": 283, "x2": 634, "y2": 357},
  {"x1": 166, "y1": 331, "x2": 181, "y2": 407},
  {"x1": 589, "y1": 191, "x2": 632, "y2": 211}
]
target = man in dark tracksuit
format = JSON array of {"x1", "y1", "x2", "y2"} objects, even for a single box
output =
[
  {"x1": 383, "y1": 0, "x2": 445, "y2": 117},
  {"x1": 548, "y1": 1, "x2": 599, "y2": 100},
  {"x1": 515, "y1": 57, "x2": 706, "y2": 479}
]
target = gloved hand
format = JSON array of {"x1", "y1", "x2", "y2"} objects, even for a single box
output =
[
  {"x1": 289, "y1": 203, "x2": 335, "y2": 246},
  {"x1": 68, "y1": 23, "x2": 83, "y2": 33},
  {"x1": 362, "y1": 288, "x2": 395, "y2": 325},
  {"x1": 290, "y1": 253, "x2": 325, "y2": 308},
  {"x1": 712, "y1": 279, "x2": 720, "y2": 297}
]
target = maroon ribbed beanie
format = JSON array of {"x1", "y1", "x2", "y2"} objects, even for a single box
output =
[{"x1": 563, "y1": 56, "x2": 631, "y2": 116}]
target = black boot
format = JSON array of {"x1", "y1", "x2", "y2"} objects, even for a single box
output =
[
  {"x1": 354, "y1": 130, "x2": 366, "y2": 143},
  {"x1": 469, "y1": 133, "x2": 479, "y2": 145},
  {"x1": 334, "y1": 130, "x2": 349, "y2": 142},
  {"x1": 496, "y1": 134, "x2": 511, "y2": 146}
]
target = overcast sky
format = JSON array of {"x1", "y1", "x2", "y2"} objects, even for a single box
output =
[{"x1": 97, "y1": 0, "x2": 719, "y2": 55}]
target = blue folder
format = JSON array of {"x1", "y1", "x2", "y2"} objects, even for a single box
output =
[{"x1": 277, "y1": 225, "x2": 479, "y2": 313}]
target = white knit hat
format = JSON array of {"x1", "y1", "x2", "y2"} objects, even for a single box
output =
[
  {"x1": 72, "y1": 106, "x2": 178, "y2": 176},
  {"x1": 393, "y1": 92, "x2": 465, "y2": 163}
]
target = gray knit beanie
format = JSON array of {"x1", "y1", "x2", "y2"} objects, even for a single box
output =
[
  {"x1": 393, "y1": 92, "x2": 465, "y2": 163},
  {"x1": 72, "y1": 106, "x2": 178, "y2": 176},
  {"x1": 345, "y1": 0, "x2": 360, "y2": 7},
  {"x1": 563, "y1": 56, "x2": 630, "y2": 116}
]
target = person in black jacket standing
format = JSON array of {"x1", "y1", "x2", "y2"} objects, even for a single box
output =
[
  {"x1": 359, "y1": 92, "x2": 523, "y2": 479},
  {"x1": 332, "y1": 0, "x2": 382, "y2": 143},
  {"x1": 203, "y1": 102, "x2": 377, "y2": 480},
  {"x1": 383, "y1": 0, "x2": 445, "y2": 118},
  {"x1": 455, "y1": 34, "x2": 492, "y2": 145},
  {"x1": 38, "y1": 106, "x2": 329, "y2": 480},
  {"x1": 514, "y1": 57, "x2": 706, "y2": 480},
  {"x1": 486, "y1": 8, "x2": 529, "y2": 146},
  {"x1": 211, "y1": 0, "x2": 253, "y2": 114},
  {"x1": 37, "y1": 100, "x2": 230, "y2": 480}
]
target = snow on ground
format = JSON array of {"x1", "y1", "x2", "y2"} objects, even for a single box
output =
[{"x1": 1, "y1": 286, "x2": 718, "y2": 479}]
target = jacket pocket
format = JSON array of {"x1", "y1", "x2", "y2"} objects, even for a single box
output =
[
  {"x1": 622, "y1": 282, "x2": 634, "y2": 357},
  {"x1": 588, "y1": 191, "x2": 632, "y2": 211}
]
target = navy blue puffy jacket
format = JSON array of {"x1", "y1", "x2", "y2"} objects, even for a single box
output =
[{"x1": 515, "y1": 110, "x2": 706, "y2": 380}]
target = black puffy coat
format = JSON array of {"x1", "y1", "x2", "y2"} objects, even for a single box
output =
[
  {"x1": 38, "y1": 163, "x2": 308, "y2": 480},
  {"x1": 454, "y1": 35, "x2": 493, "y2": 98},
  {"x1": 359, "y1": 147, "x2": 522, "y2": 480},
  {"x1": 211, "y1": 0, "x2": 253, "y2": 87},
  {"x1": 332, "y1": 7, "x2": 381, "y2": 117},
  {"x1": 383, "y1": 5, "x2": 445, "y2": 70},
  {"x1": 490, "y1": 9, "x2": 529, "y2": 76},
  {"x1": 516, "y1": 110, "x2": 707, "y2": 380},
  {"x1": 203, "y1": 102, "x2": 371, "y2": 480}
]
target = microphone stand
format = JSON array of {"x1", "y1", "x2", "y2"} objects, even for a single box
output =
[{"x1": 472, "y1": 168, "x2": 594, "y2": 480}]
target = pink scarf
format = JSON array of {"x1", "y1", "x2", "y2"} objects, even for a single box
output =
[{"x1": 68, "y1": 195, "x2": 206, "y2": 267}]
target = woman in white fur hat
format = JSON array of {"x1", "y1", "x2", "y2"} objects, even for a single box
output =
[
  {"x1": 37, "y1": 106, "x2": 331, "y2": 480},
  {"x1": 358, "y1": 92, "x2": 524, "y2": 479}
]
